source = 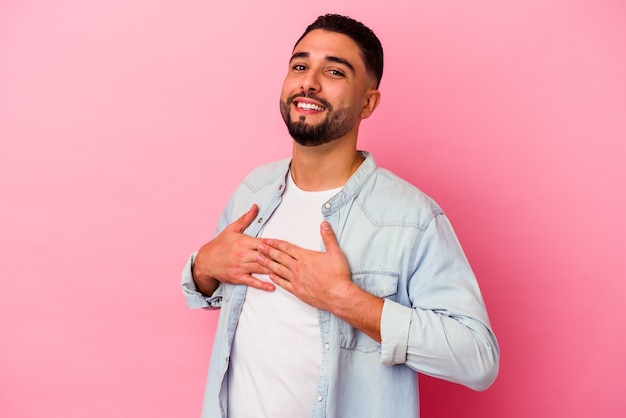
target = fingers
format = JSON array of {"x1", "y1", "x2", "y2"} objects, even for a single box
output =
[
  {"x1": 261, "y1": 238, "x2": 300, "y2": 260},
  {"x1": 257, "y1": 241, "x2": 297, "y2": 265},
  {"x1": 320, "y1": 221, "x2": 339, "y2": 252},
  {"x1": 255, "y1": 252, "x2": 293, "y2": 293},
  {"x1": 244, "y1": 261, "x2": 273, "y2": 278},
  {"x1": 267, "y1": 273, "x2": 290, "y2": 291},
  {"x1": 239, "y1": 273, "x2": 275, "y2": 292},
  {"x1": 229, "y1": 204, "x2": 259, "y2": 233},
  {"x1": 257, "y1": 252, "x2": 291, "y2": 280}
]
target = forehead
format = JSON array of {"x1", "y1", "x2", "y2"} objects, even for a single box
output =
[{"x1": 292, "y1": 29, "x2": 365, "y2": 69}]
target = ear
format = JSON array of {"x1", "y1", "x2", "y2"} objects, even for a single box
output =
[{"x1": 360, "y1": 89, "x2": 381, "y2": 119}]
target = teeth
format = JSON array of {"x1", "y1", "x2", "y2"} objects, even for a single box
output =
[{"x1": 297, "y1": 102, "x2": 324, "y2": 111}]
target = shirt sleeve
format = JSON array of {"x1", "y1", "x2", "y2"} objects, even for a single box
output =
[
  {"x1": 181, "y1": 253, "x2": 224, "y2": 310},
  {"x1": 379, "y1": 214, "x2": 500, "y2": 391}
]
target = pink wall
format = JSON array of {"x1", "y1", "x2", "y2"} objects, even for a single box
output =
[{"x1": 1, "y1": 1, "x2": 624, "y2": 417}]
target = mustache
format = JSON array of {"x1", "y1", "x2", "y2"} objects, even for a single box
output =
[{"x1": 286, "y1": 92, "x2": 333, "y2": 110}]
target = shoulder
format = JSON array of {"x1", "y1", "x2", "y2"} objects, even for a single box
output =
[
  {"x1": 239, "y1": 157, "x2": 290, "y2": 192},
  {"x1": 358, "y1": 166, "x2": 444, "y2": 228},
  {"x1": 219, "y1": 157, "x2": 290, "y2": 228}
]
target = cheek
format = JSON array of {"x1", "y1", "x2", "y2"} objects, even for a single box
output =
[
  {"x1": 334, "y1": 94, "x2": 362, "y2": 114},
  {"x1": 280, "y1": 76, "x2": 300, "y2": 99}
]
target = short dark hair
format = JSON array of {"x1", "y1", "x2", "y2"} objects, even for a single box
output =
[{"x1": 294, "y1": 14, "x2": 384, "y2": 89}]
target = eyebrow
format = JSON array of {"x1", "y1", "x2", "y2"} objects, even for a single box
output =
[{"x1": 289, "y1": 51, "x2": 356, "y2": 74}]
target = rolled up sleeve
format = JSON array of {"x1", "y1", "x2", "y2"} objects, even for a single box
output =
[
  {"x1": 380, "y1": 299, "x2": 413, "y2": 365},
  {"x1": 181, "y1": 252, "x2": 223, "y2": 309}
]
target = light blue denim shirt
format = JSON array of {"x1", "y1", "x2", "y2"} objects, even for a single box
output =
[{"x1": 182, "y1": 151, "x2": 499, "y2": 418}]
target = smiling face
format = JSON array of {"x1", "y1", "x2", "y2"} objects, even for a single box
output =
[{"x1": 279, "y1": 29, "x2": 380, "y2": 147}]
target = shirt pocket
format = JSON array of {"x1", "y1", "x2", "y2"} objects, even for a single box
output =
[{"x1": 338, "y1": 271, "x2": 399, "y2": 352}]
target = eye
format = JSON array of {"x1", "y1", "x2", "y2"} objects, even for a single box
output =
[
  {"x1": 327, "y1": 69, "x2": 346, "y2": 78},
  {"x1": 292, "y1": 64, "x2": 307, "y2": 72}
]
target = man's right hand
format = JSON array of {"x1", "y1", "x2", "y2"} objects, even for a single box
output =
[{"x1": 192, "y1": 204, "x2": 275, "y2": 296}]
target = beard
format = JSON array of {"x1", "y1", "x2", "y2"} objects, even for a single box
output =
[{"x1": 279, "y1": 93, "x2": 358, "y2": 147}]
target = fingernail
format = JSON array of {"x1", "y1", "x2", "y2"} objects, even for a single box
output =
[{"x1": 321, "y1": 221, "x2": 331, "y2": 230}]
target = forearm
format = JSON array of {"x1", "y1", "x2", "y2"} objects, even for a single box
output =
[
  {"x1": 328, "y1": 282, "x2": 384, "y2": 343},
  {"x1": 192, "y1": 261, "x2": 220, "y2": 297}
]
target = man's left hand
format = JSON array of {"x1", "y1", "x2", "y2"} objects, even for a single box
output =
[{"x1": 256, "y1": 221, "x2": 352, "y2": 311}]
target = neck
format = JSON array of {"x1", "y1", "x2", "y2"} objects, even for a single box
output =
[{"x1": 290, "y1": 136, "x2": 364, "y2": 191}]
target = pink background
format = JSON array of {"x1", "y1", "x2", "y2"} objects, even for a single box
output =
[{"x1": 1, "y1": 1, "x2": 625, "y2": 417}]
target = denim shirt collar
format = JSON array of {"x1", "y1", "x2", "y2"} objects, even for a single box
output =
[
  {"x1": 276, "y1": 150, "x2": 377, "y2": 215},
  {"x1": 326, "y1": 150, "x2": 376, "y2": 214}
]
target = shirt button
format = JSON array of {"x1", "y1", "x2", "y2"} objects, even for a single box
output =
[
  {"x1": 324, "y1": 343, "x2": 330, "y2": 350},
  {"x1": 324, "y1": 203, "x2": 331, "y2": 209},
  {"x1": 317, "y1": 395, "x2": 323, "y2": 402}
]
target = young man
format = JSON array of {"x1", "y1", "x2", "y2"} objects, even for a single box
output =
[{"x1": 182, "y1": 14, "x2": 499, "y2": 418}]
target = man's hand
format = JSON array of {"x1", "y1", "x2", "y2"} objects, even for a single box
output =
[
  {"x1": 193, "y1": 204, "x2": 275, "y2": 296},
  {"x1": 256, "y1": 221, "x2": 383, "y2": 342},
  {"x1": 256, "y1": 221, "x2": 352, "y2": 310}
]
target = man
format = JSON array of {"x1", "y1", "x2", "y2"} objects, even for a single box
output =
[{"x1": 182, "y1": 14, "x2": 499, "y2": 418}]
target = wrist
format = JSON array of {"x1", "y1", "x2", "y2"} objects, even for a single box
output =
[
  {"x1": 192, "y1": 261, "x2": 220, "y2": 297},
  {"x1": 329, "y1": 282, "x2": 383, "y2": 343}
]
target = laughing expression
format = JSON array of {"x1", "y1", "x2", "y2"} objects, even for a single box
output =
[{"x1": 279, "y1": 29, "x2": 377, "y2": 147}]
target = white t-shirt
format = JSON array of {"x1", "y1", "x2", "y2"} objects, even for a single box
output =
[{"x1": 227, "y1": 173, "x2": 341, "y2": 418}]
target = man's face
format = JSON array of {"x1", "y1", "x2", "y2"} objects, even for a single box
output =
[{"x1": 280, "y1": 29, "x2": 376, "y2": 146}]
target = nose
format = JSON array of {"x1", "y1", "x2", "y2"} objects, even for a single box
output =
[{"x1": 300, "y1": 71, "x2": 320, "y2": 93}]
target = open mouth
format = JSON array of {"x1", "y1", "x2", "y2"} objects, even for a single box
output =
[
  {"x1": 296, "y1": 102, "x2": 325, "y2": 111},
  {"x1": 293, "y1": 98, "x2": 326, "y2": 112}
]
